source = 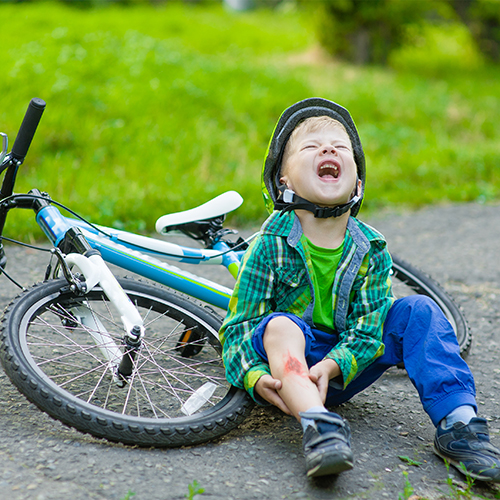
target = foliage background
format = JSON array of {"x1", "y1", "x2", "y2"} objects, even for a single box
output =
[{"x1": 0, "y1": 1, "x2": 499, "y2": 240}]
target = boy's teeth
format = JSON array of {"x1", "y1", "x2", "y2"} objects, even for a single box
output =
[{"x1": 319, "y1": 164, "x2": 339, "y2": 177}]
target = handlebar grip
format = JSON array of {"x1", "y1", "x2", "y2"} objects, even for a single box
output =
[{"x1": 11, "y1": 98, "x2": 46, "y2": 162}]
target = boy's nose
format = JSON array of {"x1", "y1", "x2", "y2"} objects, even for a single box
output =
[{"x1": 321, "y1": 144, "x2": 337, "y2": 155}]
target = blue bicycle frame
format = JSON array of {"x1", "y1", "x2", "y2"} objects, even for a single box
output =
[{"x1": 36, "y1": 203, "x2": 246, "y2": 310}]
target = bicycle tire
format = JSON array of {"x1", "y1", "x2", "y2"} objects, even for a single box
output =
[
  {"x1": 391, "y1": 255, "x2": 471, "y2": 357},
  {"x1": 0, "y1": 277, "x2": 253, "y2": 447}
]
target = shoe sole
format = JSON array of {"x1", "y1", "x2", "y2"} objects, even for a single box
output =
[
  {"x1": 433, "y1": 445, "x2": 500, "y2": 483},
  {"x1": 307, "y1": 454, "x2": 354, "y2": 478}
]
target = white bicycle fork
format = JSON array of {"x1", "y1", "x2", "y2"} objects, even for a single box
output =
[{"x1": 63, "y1": 252, "x2": 144, "y2": 383}]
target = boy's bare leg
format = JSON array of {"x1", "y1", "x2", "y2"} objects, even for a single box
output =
[
  {"x1": 257, "y1": 315, "x2": 353, "y2": 477},
  {"x1": 261, "y1": 315, "x2": 324, "y2": 420}
]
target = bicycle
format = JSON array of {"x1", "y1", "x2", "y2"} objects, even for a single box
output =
[{"x1": 0, "y1": 98, "x2": 471, "y2": 449}]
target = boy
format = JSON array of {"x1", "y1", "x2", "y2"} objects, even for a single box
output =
[{"x1": 219, "y1": 98, "x2": 500, "y2": 479}]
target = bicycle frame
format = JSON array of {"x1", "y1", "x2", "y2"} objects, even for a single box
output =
[{"x1": 35, "y1": 200, "x2": 244, "y2": 310}]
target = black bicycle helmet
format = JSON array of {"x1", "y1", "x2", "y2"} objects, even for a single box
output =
[{"x1": 262, "y1": 97, "x2": 366, "y2": 218}]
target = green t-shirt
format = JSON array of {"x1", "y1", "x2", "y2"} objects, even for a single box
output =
[{"x1": 304, "y1": 237, "x2": 344, "y2": 330}]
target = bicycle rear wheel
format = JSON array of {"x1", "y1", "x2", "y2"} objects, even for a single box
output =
[
  {"x1": 0, "y1": 277, "x2": 252, "y2": 447},
  {"x1": 391, "y1": 255, "x2": 471, "y2": 357}
]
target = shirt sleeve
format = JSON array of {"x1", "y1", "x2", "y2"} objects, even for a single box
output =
[
  {"x1": 325, "y1": 243, "x2": 394, "y2": 388},
  {"x1": 219, "y1": 236, "x2": 274, "y2": 402}
]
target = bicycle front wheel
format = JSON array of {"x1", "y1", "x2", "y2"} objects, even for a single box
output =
[
  {"x1": 391, "y1": 255, "x2": 471, "y2": 357},
  {"x1": 0, "y1": 277, "x2": 252, "y2": 447}
]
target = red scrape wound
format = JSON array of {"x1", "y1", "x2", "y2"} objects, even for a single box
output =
[{"x1": 284, "y1": 353, "x2": 306, "y2": 377}]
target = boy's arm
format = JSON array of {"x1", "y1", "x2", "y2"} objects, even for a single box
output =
[
  {"x1": 219, "y1": 237, "x2": 275, "y2": 402},
  {"x1": 325, "y1": 244, "x2": 394, "y2": 388}
]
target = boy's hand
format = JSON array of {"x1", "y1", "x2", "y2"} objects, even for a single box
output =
[
  {"x1": 309, "y1": 359, "x2": 340, "y2": 403},
  {"x1": 255, "y1": 375, "x2": 292, "y2": 415}
]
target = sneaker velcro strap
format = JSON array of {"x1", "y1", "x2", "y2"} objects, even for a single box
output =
[
  {"x1": 298, "y1": 412, "x2": 346, "y2": 428},
  {"x1": 307, "y1": 431, "x2": 350, "y2": 450},
  {"x1": 466, "y1": 419, "x2": 490, "y2": 436}
]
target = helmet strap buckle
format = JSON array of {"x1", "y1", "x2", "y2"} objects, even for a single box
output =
[
  {"x1": 282, "y1": 188, "x2": 295, "y2": 204},
  {"x1": 275, "y1": 187, "x2": 361, "y2": 219}
]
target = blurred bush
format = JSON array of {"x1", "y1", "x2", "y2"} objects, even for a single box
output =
[
  {"x1": 450, "y1": 0, "x2": 500, "y2": 61},
  {"x1": 301, "y1": 0, "x2": 500, "y2": 66},
  {"x1": 304, "y1": 0, "x2": 430, "y2": 65},
  {"x1": 389, "y1": 21, "x2": 484, "y2": 76}
]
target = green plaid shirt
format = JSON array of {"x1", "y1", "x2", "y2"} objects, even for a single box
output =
[{"x1": 219, "y1": 210, "x2": 395, "y2": 402}]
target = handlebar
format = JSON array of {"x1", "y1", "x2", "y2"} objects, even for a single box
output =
[
  {"x1": 11, "y1": 98, "x2": 46, "y2": 163},
  {"x1": 0, "y1": 98, "x2": 46, "y2": 250}
]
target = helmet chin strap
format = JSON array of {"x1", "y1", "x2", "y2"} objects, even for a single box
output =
[{"x1": 274, "y1": 184, "x2": 361, "y2": 219}]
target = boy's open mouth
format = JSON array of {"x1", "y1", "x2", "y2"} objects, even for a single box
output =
[{"x1": 318, "y1": 162, "x2": 340, "y2": 179}]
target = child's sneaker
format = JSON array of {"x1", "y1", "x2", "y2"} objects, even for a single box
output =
[
  {"x1": 434, "y1": 417, "x2": 500, "y2": 482},
  {"x1": 299, "y1": 411, "x2": 353, "y2": 478}
]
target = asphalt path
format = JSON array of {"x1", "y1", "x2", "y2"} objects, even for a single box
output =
[{"x1": 1, "y1": 202, "x2": 500, "y2": 500}]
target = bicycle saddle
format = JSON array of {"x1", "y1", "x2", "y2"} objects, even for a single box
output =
[{"x1": 155, "y1": 191, "x2": 243, "y2": 235}]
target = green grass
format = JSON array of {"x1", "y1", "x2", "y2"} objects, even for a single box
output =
[{"x1": 0, "y1": 1, "x2": 499, "y2": 240}]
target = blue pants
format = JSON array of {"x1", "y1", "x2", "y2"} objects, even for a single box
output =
[{"x1": 252, "y1": 296, "x2": 477, "y2": 426}]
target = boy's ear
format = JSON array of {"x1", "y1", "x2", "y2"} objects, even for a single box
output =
[
  {"x1": 350, "y1": 178, "x2": 362, "y2": 198},
  {"x1": 356, "y1": 178, "x2": 362, "y2": 195}
]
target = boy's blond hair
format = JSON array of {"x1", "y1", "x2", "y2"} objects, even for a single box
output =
[{"x1": 281, "y1": 116, "x2": 349, "y2": 174}]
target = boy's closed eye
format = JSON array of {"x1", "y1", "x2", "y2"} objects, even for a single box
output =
[{"x1": 300, "y1": 142, "x2": 351, "y2": 152}]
